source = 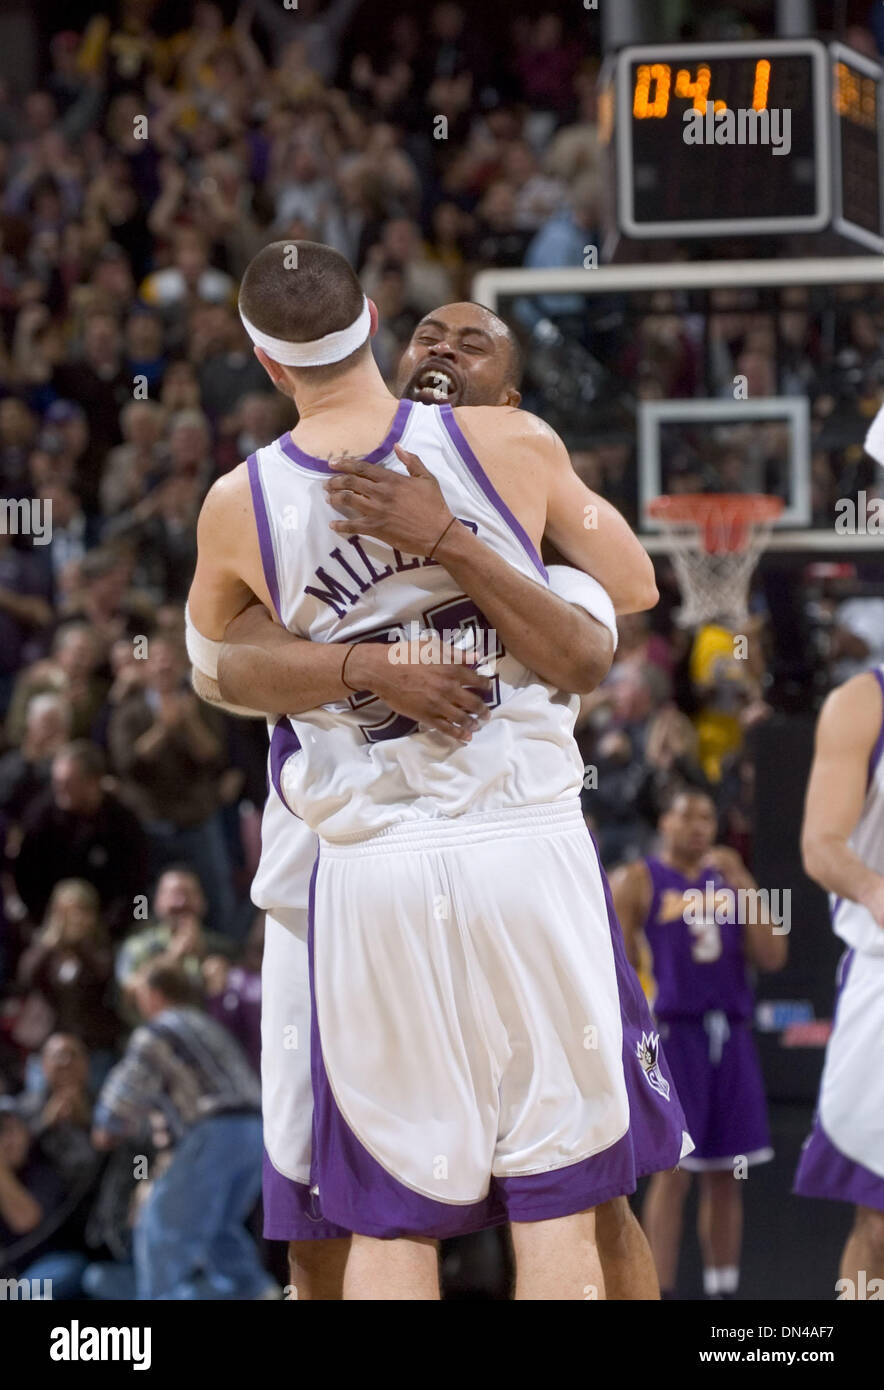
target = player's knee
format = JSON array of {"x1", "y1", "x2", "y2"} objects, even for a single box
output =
[
  {"x1": 700, "y1": 1168, "x2": 740, "y2": 1196},
  {"x1": 649, "y1": 1165, "x2": 691, "y2": 1202},
  {"x1": 595, "y1": 1196, "x2": 635, "y2": 1246}
]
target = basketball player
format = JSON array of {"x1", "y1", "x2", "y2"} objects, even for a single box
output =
[
  {"x1": 611, "y1": 789, "x2": 786, "y2": 1298},
  {"x1": 188, "y1": 242, "x2": 689, "y2": 1299},
  {"x1": 794, "y1": 668, "x2": 884, "y2": 1288},
  {"x1": 194, "y1": 300, "x2": 691, "y2": 1299}
]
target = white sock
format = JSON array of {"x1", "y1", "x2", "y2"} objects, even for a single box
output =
[{"x1": 704, "y1": 1266, "x2": 739, "y2": 1295}]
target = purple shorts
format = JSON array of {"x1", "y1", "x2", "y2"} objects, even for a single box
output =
[
  {"x1": 793, "y1": 1121, "x2": 884, "y2": 1213},
  {"x1": 657, "y1": 1015, "x2": 772, "y2": 1169},
  {"x1": 263, "y1": 1147, "x2": 350, "y2": 1241}
]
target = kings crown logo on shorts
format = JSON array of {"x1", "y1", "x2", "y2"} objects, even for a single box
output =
[{"x1": 636, "y1": 1031, "x2": 670, "y2": 1101}]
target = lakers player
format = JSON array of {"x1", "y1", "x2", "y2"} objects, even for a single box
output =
[
  {"x1": 196, "y1": 302, "x2": 691, "y2": 1300},
  {"x1": 188, "y1": 242, "x2": 688, "y2": 1299},
  {"x1": 794, "y1": 668, "x2": 884, "y2": 1288},
  {"x1": 611, "y1": 789, "x2": 786, "y2": 1299}
]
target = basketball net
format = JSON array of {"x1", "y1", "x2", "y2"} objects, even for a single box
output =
[{"x1": 647, "y1": 494, "x2": 783, "y2": 629}]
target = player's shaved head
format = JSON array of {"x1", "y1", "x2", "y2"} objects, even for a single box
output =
[
  {"x1": 397, "y1": 302, "x2": 523, "y2": 408},
  {"x1": 239, "y1": 240, "x2": 371, "y2": 382}
]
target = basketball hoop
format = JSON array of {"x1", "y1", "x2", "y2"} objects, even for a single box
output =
[{"x1": 647, "y1": 493, "x2": 783, "y2": 629}]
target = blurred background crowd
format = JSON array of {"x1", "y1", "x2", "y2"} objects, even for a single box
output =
[{"x1": 1, "y1": 0, "x2": 884, "y2": 1299}]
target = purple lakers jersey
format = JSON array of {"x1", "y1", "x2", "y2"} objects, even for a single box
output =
[{"x1": 642, "y1": 857, "x2": 754, "y2": 1021}]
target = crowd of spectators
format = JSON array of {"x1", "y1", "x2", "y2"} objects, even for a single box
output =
[
  {"x1": 2, "y1": 0, "x2": 884, "y2": 1300},
  {"x1": 0, "y1": 0, "x2": 617, "y2": 1305}
]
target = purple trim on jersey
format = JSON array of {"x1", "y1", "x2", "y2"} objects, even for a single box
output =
[
  {"x1": 835, "y1": 946, "x2": 855, "y2": 999},
  {"x1": 793, "y1": 1122, "x2": 884, "y2": 1213},
  {"x1": 261, "y1": 1146, "x2": 350, "y2": 1241},
  {"x1": 438, "y1": 403, "x2": 548, "y2": 581},
  {"x1": 867, "y1": 667, "x2": 884, "y2": 790},
  {"x1": 246, "y1": 452, "x2": 282, "y2": 621},
  {"x1": 268, "y1": 718, "x2": 302, "y2": 817},
  {"x1": 277, "y1": 400, "x2": 414, "y2": 475}
]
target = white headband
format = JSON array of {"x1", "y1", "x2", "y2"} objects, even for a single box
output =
[{"x1": 239, "y1": 297, "x2": 371, "y2": 367}]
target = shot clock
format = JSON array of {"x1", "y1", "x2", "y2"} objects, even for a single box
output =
[
  {"x1": 607, "y1": 40, "x2": 883, "y2": 247},
  {"x1": 831, "y1": 43, "x2": 883, "y2": 250}
]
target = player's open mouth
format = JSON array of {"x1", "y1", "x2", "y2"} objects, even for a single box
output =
[{"x1": 410, "y1": 364, "x2": 462, "y2": 403}]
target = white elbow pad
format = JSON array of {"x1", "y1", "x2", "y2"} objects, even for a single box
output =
[
  {"x1": 185, "y1": 602, "x2": 223, "y2": 680},
  {"x1": 546, "y1": 566, "x2": 619, "y2": 653}
]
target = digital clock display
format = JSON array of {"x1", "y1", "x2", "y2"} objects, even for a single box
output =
[
  {"x1": 616, "y1": 41, "x2": 830, "y2": 237},
  {"x1": 831, "y1": 44, "x2": 883, "y2": 250}
]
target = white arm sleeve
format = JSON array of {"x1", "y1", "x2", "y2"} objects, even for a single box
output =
[
  {"x1": 185, "y1": 603, "x2": 267, "y2": 719},
  {"x1": 185, "y1": 602, "x2": 222, "y2": 680},
  {"x1": 546, "y1": 565, "x2": 618, "y2": 652}
]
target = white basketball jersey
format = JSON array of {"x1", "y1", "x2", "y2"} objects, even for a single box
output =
[
  {"x1": 831, "y1": 665, "x2": 884, "y2": 956},
  {"x1": 246, "y1": 399, "x2": 582, "y2": 844}
]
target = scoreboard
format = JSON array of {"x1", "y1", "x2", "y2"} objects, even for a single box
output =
[
  {"x1": 606, "y1": 39, "x2": 884, "y2": 247},
  {"x1": 831, "y1": 42, "x2": 883, "y2": 250}
]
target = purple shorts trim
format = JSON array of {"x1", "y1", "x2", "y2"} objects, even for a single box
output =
[
  {"x1": 594, "y1": 846, "x2": 692, "y2": 1181},
  {"x1": 307, "y1": 854, "x2": 504, "y2": 1238},
  {"x1": 793, "y1": 1122, "x2": 884, "y2": 1214},
  {"x1": 793, "y1": 948, "x2": 883, "y2": 1213},
  {"x1": 305, "y1": 832, "x2": 691, "y2": 1239},
  {"x1": 262, "y1": 1147, "x2": 350, "y2": 1241}
]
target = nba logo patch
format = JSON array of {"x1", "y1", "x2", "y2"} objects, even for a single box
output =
[{"x1": 636, "y1": 1031, "x2": 671, "y2": 1101}]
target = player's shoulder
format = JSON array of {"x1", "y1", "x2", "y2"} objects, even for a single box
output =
[
  {"x1": 452, "y1": 405, "x2": 565, "y2": 457},
  {"x1": 817, "y1": 669, "x2": 884, "y2": 746},
  {"x1": 611, "y1": 856, "x2": 653, "y2": 894},
  {"x1": 198, "y1": 461, "x2": 252, "y2": 524},
  {"x1": 207, "y1": 459, "x2": 251, "y2": 498}
]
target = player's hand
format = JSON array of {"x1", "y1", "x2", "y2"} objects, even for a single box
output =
[
  {"x1": 705, "y1": 844, "x2": 753, "y2": 888},
  {"x1": 325, "y1": 445, "x2": 455, "y2": 557},
  {"x1": 349, "y1": 638, "x2": 493, "y2": 744}
]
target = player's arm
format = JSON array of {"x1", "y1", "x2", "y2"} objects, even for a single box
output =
[
  {"x1": 705, "y1": 845, "x2": 787, "y2": 972},
  {"x1": 325, "y1": 446, "x2": 616, "y2": 693},
  {"x1": 188, "y1": 467, "x2": 495, "y2": 741},
  {"x1": 187, "y1": 469, "x2": 402, "y2": 717},
  {"x1": 543, "y1": 441, "x2": 658, "y2": 616},
  {"x1": 609, "y1": 860, "x2": 653, "y2": 971},
  {"x1": 187, "y1": 467, "x2": 347, "y2": 714},
  {"x1": 801, "y1": 672, "x2": 884, "y2": 929},
  {"x1": 188, "y1": 467, "x2": 268, "y2": 642}
]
